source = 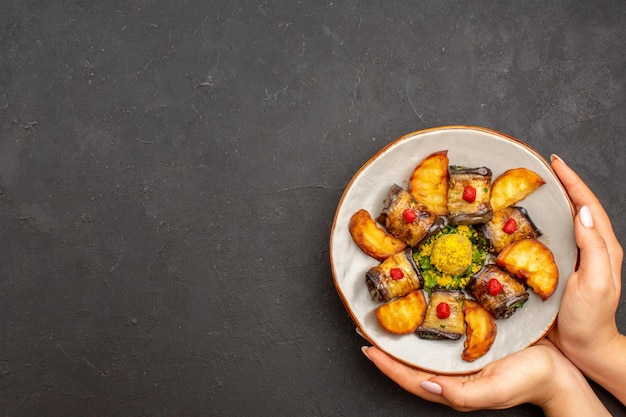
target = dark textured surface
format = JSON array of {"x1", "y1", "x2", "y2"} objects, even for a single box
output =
[{"x1": 1, "y1": 1, "x2": 625, "y2": 416}]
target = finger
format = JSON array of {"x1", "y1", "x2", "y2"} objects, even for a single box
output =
[
  {"x1": 551, "y1": 155, "x2": 613, "y2": 236},
  {"x1": 551, "y1": 156, "x2": 623, "y2": 281},
  {"x1": 362, "y1": 346, "x2": 454, "y2": 404}
]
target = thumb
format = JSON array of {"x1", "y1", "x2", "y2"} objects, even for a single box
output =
[{"x1": 429, "y1": 372, "x2": 533, "y2": 411}]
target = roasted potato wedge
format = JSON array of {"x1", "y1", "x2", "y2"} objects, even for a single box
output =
[
  {"x1": 375, "y1": 290, "x2": 428, "y2": 334},
  {"x1": 490, "y1": 168, "x2": 545, "y2": 212},
  {"x1": 496, "y1": 238, "x2": 559, "y2": 300},
  {"x1": 349, "y1": 209, "x2": 407, "y2": 261},
  {"x1": 409, "y1": 150, "x2": 449, "y2": 215},
  {"x1": 462, "y1": 299, "x2": 497, "y2": 362}
]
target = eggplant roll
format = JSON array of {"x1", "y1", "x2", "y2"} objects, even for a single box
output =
[
  {"x1": 467, "y1": 264, "x2": 529, "y2": 319},
  {"x1": 378, "y1": 184, "x2": 438, "y2": 247},
  {"x1": 482, "y1": 206, "x2": 542, "y2": 253},
  {"x1": 366, "y1": 248, "x2": 423, "y2": 303},
  {"x1": 447, "y1": 166, "x2": 493, "y2": 225},
  {"x1": 416, "y1": 289, "x2": 465, "y2": 340}
]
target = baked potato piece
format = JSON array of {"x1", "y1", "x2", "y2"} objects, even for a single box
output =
[
  {"x1": 447, "y1": 166, "x2": 493, "y2": 225},
  {"x1": 490, "y1": 168, "x2": 545, "y2": 212},
  {"x1": 482, "y1": 206, "x2": 542, "y2": 253},
  {"x1": 409, "y1": 150, "x2": 449, "y2": 216},
  {"x1": 375, "y1": 290, "x2": 428, "y2": 334},
  {"x1": 496, "y1": 238, "x2": 559, "y2": 301},
  {"x1": 416, "y1": 290, "x2": 465, "y2": 340},
  {"x1": 349, "y1": 209, "x2": 407, "y2": 261},
  {"x1": 462, "y1": 299, "x2": 497, "y2": 362}
]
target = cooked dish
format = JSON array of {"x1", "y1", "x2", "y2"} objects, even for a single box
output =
[
  {"x1": 416, "y1": 289, "x2": 465, "y2": 340},
  {"x1": 377, "y1": 185, "x2": 440, "y2": 247},
  {"x1": 348, "y1": 149, "x2": 559, "y2": 362},
  {"x1": 467, "y1": 264, "x2": 529, "y2": 319},
  {"x1": 447, "y1": 166, "x2": 494, "y2": 225},
  {"x1": 365, "y1": 248, "x2": 423, "y2": 303}
]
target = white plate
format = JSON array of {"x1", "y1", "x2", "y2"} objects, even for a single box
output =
[{"x1": 330, "y1": 126, "x2": 577, "y2": 375}]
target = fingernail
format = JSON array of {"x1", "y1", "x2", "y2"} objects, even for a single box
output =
[
  {"x1": 420, "y1": 380, "x2": 443, "y2": 395},
  {"x1": 551, "y1": 154, "x2": 566, "y2": 165},
  {"x1": 361, "y1": 346, "x2": 372, "y2": 361},
  {"x1": 579, "y1": 205, "x2": 593, "y2": 228},
  {"x1": 355, "y1": 327, "x2": 365, "y2": 339}
]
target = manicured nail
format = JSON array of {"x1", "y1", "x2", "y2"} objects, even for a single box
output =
[
  {"x1": 421, "y1": 380, "x2": 443, "y2": 395},
  {"x1": 355, "y1": 327, "x2": 365, "y2": 339},
  {"x1": 361, "y1": 346, "x2": 372, "y2": 361},
  {"x1": 551, "y1": 154, "x2": 566, "y2": 165},
  {"x1": 579, "y1": 205, "x2": 593, "y2": 228}
]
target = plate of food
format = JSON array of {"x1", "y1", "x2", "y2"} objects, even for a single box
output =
[{"x1": 329, "y1": 126, "x2": 577, "y2": 375}]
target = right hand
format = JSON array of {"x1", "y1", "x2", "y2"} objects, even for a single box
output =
[{"x1": 548, "y1": 155, "x2": 625, "y2": 402}]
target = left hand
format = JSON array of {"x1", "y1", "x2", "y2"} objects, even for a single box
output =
[{"x1": 361, "y1": 338, "x2": 609, "y2": 415}]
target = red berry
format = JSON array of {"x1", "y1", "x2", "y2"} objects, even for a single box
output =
[
  {"x1": 436, "y1": 302, "x2": 451, "y2": 319},
  {"x1": 402, "y1": 208, "x2": 417, "y2": 223},
  {"x1": 462, "y1": 185, "x2": 476, "y2": 203},
  {"x1": 390, "y1": 268, "x2": 404, "y2": 281},
  {"x1": 488, "y1": 278, "x2": 504, "y2": 296},
  {"x1": 502, "y1": 218, "x2": 517, "y2": 234}
]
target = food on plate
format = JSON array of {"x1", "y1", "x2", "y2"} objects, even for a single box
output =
[
  {"x1": 347, "y1": 148, "x2": 560, "y2": 364},
  {"x1": 375, "y1": 290, "x2": 428, "y2": 334},
  {"x1": 416, "y1": 289, "x2": 465, "y2": 340},
  {"x1": 349, "y1": 209, "x2": 407, "y2": 261},
  {"x1": 496, "y1": 238, "x2": 559, "y2": 301},
  {"x1": 409, "y1": 150, "x2": 449, "y2": 216},
  {"x1": 467, "y1": 264, "x2": 529, "y2": 319},
  {"x1": 462, "y1": 299, "x2": 497, "y2": 362},
  {"x1": 378, "y1": 185, "x2": 440, "y2": 247},
  {"x1": 447, "y1": 166, "x2": 494, "y2": 225},
  {"x1": 413, "y1": 224, "x2": 489, "y2": 291},
  {"x1": 482, "y1": 206, "x2": 542, "y2": 253},
  {"x1": 431, "y1": 233, "x2": 473, "y2": 276},
  {"x1": 366, "y1": 248, "x2": 423, "y2": 303},
  {"x1": 490, "y1": 168, "x2": 546, "y2": 212}
]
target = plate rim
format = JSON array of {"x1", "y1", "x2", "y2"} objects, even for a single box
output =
[{"x1": 329, "y1": 125, "x2": 577, "y2": 375}]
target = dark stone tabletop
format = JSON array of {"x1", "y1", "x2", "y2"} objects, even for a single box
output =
[{"x1": 1, "y1": 1, "x2": 625, "y2": 416}]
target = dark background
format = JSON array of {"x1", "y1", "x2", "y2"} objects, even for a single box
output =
[{"x1": 1, "y1": 1, "x2": 625, "y2": 416}]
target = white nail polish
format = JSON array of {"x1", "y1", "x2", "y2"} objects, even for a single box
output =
[
  {"x1": 579, "y1": 206, "x2": 593, "y2": 228},
  {"x1": 361, "y1": 346, "x2": 371, "y2": 361},
  {"x1": 355, "y1": 327, "x2": 365, "y2": 338},
  {"x1": 420, "y1": 380, "x2": 443, "y2": 395}
]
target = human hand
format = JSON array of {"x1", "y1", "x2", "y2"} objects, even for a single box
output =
[
  {"x1": 361, "y1": 338, "x2": 609, "y2": 416},
  {"x1": 548, "y1": 154, "x2": 626, "y2": 403}
]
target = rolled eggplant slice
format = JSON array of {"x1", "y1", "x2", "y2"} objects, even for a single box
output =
[
  {"x1": 416, "y1": 289, "x2": 465, "y2": 340},
  {"x1": 467, "y1": 264, "x2": 529, "y2": 319},
  {"x1": 366, "y1": 248, "x2": 423, "y2": 303},
  {"x1": 482, "y1": 206, "x2": 542, "y2": 253},
  {"x1": 447, "y1": 166, "x2": 493, "y2": 225},
  {"x1": 378, "y1": 184, "x2": 438, "y2": 247}
]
